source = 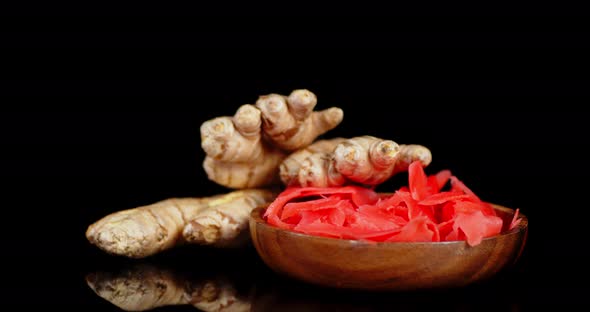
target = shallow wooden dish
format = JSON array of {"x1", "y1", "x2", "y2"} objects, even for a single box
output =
[{"x1": 249, "y1": 204, "x2": 527, "y2": 291}]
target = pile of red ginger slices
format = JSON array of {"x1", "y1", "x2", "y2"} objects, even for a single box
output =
[{"x1": 264, "y1": 161, "x2": 522, "y2": 246}]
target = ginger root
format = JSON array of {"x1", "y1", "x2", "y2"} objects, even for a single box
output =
[
  {"x1": 86, "y1": 189, "x2": 276, "y2": 258},
  {"x1": 255, "y1": 90, "x2": 344, "y2": 151},
  {"x1": 87, "y1": 265, "x2": 250, "y2": 312},
  {"x1": 183, "y1": 189, "x2": 273, "y2": 246},
  {"x1": 201, "y1": 89, "x2": 343, "y2": 189},
  {"x1": 86, "y1": 89, "x2": 436, "y2": 258},
  {"x1": 279, "y1": 137, "x2": 348, "y2": 187},
  {"x1": 201, "y1": 105, "x2": 286, "y2": 188},
  {"x1": 280, "y1": 136, "x2": 432, "y2": 187}
]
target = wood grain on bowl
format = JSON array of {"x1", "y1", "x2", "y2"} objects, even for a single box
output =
[{"x1": 249, "y1": 205, "x2": 527, "y2": 291}]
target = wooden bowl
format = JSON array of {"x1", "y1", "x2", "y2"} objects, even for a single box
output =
[{"x1": 249, "y1": 204, "x2": 527, "y2": 291}]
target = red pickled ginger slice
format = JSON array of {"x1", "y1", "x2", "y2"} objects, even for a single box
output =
[
  {"x1": 264, "y1": 186, "x2": 378, "y2": 220},
  {"x1": 396, "y1": 190, "x2": 435, "y2": 222},
  {"x1": 452, "y1": 211, "x2": 503, "y2": 246},
  {"x1": 509, "y1": 208, "x2": 522, "y2": 230},
  {"x1": 450, "y1": 176, "x2": 480, "y2": 200},
  {"x1": 358, "y1": 204, "x2": 408, "y2": 226},
  {"x1": 281, "y1": 195, "x2": 342, "y2": 220},
  {"x1": 409, "y1": 161, "x2": 429, "y2": 201},
  {"x1": 419, "y1": 191, "x2": 472, "y2": 206},
  {"x1": 386, "y1": 216, "x2": 440, "y2": 242},
  {"x1": 264, "y1": 160, "x2": 511, "y2": 247},
  {"x1": 427, "y1": 169, "x2": 452, "y2": 194}
]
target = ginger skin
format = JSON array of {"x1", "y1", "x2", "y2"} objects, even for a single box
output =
[
  {"x1": 87, "y1": 265, "x2": 250, "y2": 312},
  {"x1": 183, "y1": 189, "x2": 276, "y2": 246},
  {"x1": 86, "y1": 189, "x2": 276, "y2": 258},
  {"x1": 279, "y1": 138, "x2": 348, "y2": 187},
  {"x1": 201, "y1": 89, "x2": 343, "y2": 189},
  {"x1": 201, "y1": 104, "x2": 286, "y2": 188},
  {"x1": 280, "y1": 136, "x2": 432, "y2": 187},
  {"x1": 256, "y1": 90, "x2": 344, "y2": 151}
]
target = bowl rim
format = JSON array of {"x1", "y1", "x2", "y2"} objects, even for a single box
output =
[{"x1": 250, "y1": 203, "x2": 528, "y2": 246}]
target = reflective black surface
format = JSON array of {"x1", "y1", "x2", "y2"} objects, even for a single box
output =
[
  {"x1": 81, "y1": 247, "x2": 530, "y2": 312},
  {"x1": 3, "y1": 76, "x2": 590, "y2": 308},
  {"x1": 7, "y1": 160, "x2": 588, "y2": 310},
  {"x1": 76, "y1": 234, "x2": 577, "y2": 311}
]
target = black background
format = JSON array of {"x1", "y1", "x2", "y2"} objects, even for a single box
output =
[{"x1": 2, "y1": 9, "x2": 590, "y2": 310}]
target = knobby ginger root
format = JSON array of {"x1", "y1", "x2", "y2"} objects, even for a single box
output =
[
  {"x1": 333, "y1": 137, "x2": 432, "y2": 184},
  {"x1": 201, "y1": 105, "x2": 286, "y2": 188},
  {"x1": 393, "y1": 144, "x2": 435, "y2": 174},
  {"x1": 280, "y1": 136, "x2": 432, "y2": 187},
  {"x1": 201, "y1": 89, "x2": 343, "y2": 189},
  {"x1": 87, "y1": 265, "x2": 250, "y2": 312},
  {"x1": 183, "y1": 189, "x2": 275, "y2": 246},
  {"x1": 279, "y1": 138, "x2": 348, "y2": 187},
  {"x1": 255, "y1": 90, "x2": 344, "y2": 151},
  {"x1": 86, "y1": 189, "x2": 276, "y2": 258}
]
